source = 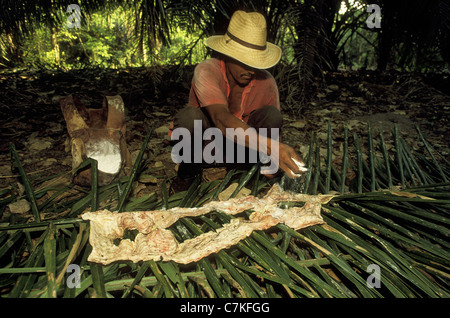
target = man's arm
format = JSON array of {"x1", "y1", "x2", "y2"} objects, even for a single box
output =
[{"x1": 204, "y1": 104, "x2": 304, "y2": 178}]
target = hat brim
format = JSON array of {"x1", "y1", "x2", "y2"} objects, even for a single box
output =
[{"x1": 206, "y1": 35, "x2": 281, "y2": 70}]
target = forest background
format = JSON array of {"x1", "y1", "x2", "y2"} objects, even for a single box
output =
[{"x1": 1, "y1": 0, "x2": 449, "y2": 111}]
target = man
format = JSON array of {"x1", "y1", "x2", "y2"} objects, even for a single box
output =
[{"x1": 170, "y1": 10, "x2": 305, "y2": 191}]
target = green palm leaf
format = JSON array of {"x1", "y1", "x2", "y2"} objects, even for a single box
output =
[{"x1": 1, "y1": 122, "x2": 449, "y2": 298}]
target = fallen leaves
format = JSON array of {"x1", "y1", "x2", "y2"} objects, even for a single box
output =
[
  {"x1": 218, "y1": 183, "x2": 251, "y2": 201},
  {"x1": 0, "y1": 67, "x2": 449, "y2": 207},
  {"x1": 8, "y1": 199, "x2": 30, "y2": 214}
]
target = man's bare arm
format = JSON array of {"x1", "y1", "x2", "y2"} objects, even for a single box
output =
[{"x1": 204, "y1": 104, "x2": 304, "y2": 178}]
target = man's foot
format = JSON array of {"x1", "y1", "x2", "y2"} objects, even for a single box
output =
[
  {"x1": 169, "y1": 176, "x2": 195, "y2": 194},
  {"x1": 170, "y1": 163, "x2": 202, "y2": 194}
]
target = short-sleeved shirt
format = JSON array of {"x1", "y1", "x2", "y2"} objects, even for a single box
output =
[{"x1": 188, "y1": 58, "x2": 280, "y2": 122}]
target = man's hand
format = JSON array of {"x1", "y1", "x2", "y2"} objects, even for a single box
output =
[
  {"x1": 204, "y1": 104, "x2": 307, "y2": 178},
  {"x1": 276, "y1": 143, "x2": 307, "y2": 179}
]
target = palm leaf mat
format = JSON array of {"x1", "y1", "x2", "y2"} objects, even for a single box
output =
[{"x1": 0, "y1": 122, "x2": 449, "y2": 298}]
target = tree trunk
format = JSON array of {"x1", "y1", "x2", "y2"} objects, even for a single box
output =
[
  {"x1": 5, "y1": 32, "x2": 24, "y2": 65},
  {"x1": 51, "y1": 26, "x2": 60, "y2": 66}
]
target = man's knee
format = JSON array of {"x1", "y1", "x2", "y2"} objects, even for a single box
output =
[
  {"x1": 173, "y1": 106, "x2": 210, "y2": 133},
  {"x1": 248, "y1": 105, "x2": 283, "y2": 130}
]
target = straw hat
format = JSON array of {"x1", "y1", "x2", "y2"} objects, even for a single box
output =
[{"x1": 206, "y1": 10, "x2": 282, "y2": 69}]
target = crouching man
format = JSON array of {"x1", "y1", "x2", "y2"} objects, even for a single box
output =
[{"x1": 169, "y1": 10, "x2": 305, "y2": 192}]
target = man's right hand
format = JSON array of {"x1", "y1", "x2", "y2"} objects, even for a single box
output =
[{"x1": 274, "y1": 143, "x2": 307, "y2": 179}]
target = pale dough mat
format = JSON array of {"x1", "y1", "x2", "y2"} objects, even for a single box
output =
[{"x1": 82, "y1": 184, "x2": 334, "y2": 265}]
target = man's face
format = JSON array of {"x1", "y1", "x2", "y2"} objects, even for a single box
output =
[{"x1": 225, "y1": 57, "x2": 258, "y2": 87}]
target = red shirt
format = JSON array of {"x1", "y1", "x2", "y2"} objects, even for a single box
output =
[
  {"x1": 169, "y1": 58, "x2": 280, "y2": 138},
  {"x1": 188, "y1": 58, "x2": 280, "y2": 122}
]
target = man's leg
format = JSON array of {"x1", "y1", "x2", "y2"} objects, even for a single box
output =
[
  {"x1": 247, "y1": 105, "x2": 283, "y2": 133},
  {"x1": 247, "y1": 105, "x2": 283, "y2": 175},
  {"x1": 223, "y1": 105, "x2": 283, "y2": 171},
  {"x1": 172, "y1": 106, "x2": 211, "y2": 182}
]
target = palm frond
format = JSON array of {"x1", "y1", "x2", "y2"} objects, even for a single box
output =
[
  {"x1": 1, "y1": 121, "x2": 449, "y2": 298},
  {"x1": 276, "y1": 0, "x2": 334, "y2": 115}
]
